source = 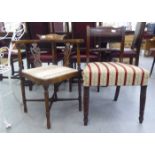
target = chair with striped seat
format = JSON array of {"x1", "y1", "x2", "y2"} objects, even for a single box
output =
[{"x1": 83, "y1": 62, "x2": 149, "y2": 125}]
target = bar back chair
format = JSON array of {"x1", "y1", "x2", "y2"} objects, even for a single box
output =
[
  {"x1": 14, "y1": 38, "x2": 83, "y2": 129},
  {"x1": 112, "y1": 22, "x2": 146, "y2": 65},
  {"x1": 0, "y1": 23, "x2": 25, "y2": 128},
  {"x1": 82, "y1": 26, "x2": 149, "y2": 126}
]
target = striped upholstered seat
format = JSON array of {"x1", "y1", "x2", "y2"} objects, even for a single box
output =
[
  {"x1": 83, "y1": 62, "x2": 149, "y2": 87},
  {"x1": 22, "y1": 65, "x2": 78, "y2": 85},
  {"x1": 82, "y1": 62, "x2": 149, "y2": 126}
]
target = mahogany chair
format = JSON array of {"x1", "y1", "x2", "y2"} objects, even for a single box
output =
[
  {"x1": 14, "y1": 38, "x2": 83, "y2": 129},
  {"x1": 82, "y1": 26, "x2": 149, "y2": 126},
  {"x1": 111, "y1": 22, "x2": 146, "y2": 66}
]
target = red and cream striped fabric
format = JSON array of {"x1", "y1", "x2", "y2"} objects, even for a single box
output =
[{"x1": 83, "y1": 62, "x2": 149, "y2": 86}]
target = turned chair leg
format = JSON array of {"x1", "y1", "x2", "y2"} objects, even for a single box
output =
[
  {"x1": 78, "y1": 76, "x2": 82, "y2": 111},
  {"x1": 150, "y1": 57, "x2": 155, "y2": 76},
  {"x1": 139, "y1": 86, "x2": 147, "y2": 124},
  {"x1": 114, "y1": 86, "x2": 121, "y2": 101},
  {"x1": 43, "y1": 85, "x2": 51, "y2": 129},
  {"x1": 21, "y1": 77, "x2": 28, "y2": 113},
  {"x1": 83, "y1": 86, "x2": 89, "y2": 126}
]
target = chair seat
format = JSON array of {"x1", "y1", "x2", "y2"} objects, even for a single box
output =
[
  {"x1": 22, "y1": 65, "x2": 79, "y2": 85},
  {"x1": 83, "y1": 62, "x2": 149, "y2": 86}
]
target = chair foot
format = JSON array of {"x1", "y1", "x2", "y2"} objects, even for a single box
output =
[
  {"x1": 97, "y1": 86, "x2": 100, "y2": 92},
  {"x1": 24, "y1": 106, "x2": 28, "y2": 113},
  {"x1": 84, "y1": 118, "x2": 88, "y2": 126},
  {"x1": 139, "y1": 117, "x2": 143, "y2": 124}
]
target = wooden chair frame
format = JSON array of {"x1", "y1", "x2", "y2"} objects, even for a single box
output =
[{"x1": 14, "y1": 39, "x2": 83, "y2": 129}]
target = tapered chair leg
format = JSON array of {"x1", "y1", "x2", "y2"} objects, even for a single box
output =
[
  {"x1": 139, "y1": 86, "x2": 147, "y2": 124},
  {"x1": 69, "y1": 78, "x2": 72, "y2": 92},
  {"x1": 114, "y1": 86, "x2": 120, "y2": 101},
  {"x1": 150, "y1": 57, "x2": 155, "y2": 76},
  {"x1": 11, "y1": 58, "x2": 15, "y2": 76},
  {"x1": 21, "y1": 77, "x2": 28, "y2": 113},
  {"x1": 129, "y1": 57, "x2": 133, "y2": 65},
  {"x1": 78, "y1": 76, "x2": 82, "y2": 111},
  {"x1": 83, "y1": 86, "x2": 89, "y2": 126},
  {"x1": 97, "y1": 86, "x2": 100, "y2": 92},
  {"x1": 43, "y1": 85, "x2": 51, "y2": 129}
]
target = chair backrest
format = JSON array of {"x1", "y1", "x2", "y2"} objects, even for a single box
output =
[
  {"x1": 14, "y1": 39, "x2": 84, "y2": 72},
  {"x1": 131, "y1": 22, "x2": 146, "y2": 50},
  {"x1": 71, "y1": 22, "x2": 96, "y2": 48},
  {"x1": 86, "y1": 26, "x2": 125, "y2": 62},
  {"x1": 0, "y1": 23, "x2": 25, "y2": 72},
  {"x1": 49, "y1": 22, "x2": 70, "y2": 34}
]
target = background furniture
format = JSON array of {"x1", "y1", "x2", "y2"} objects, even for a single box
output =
[
  {"x1": 71, "y1": 22, "x2": 99, "y2": 65},
  {"x1": 26, "y1": 22, "x2": 70, "y2": 68},
  {"x1": 0, "y1": 23, "x2": 25, "y2": 128},
  {"x1": 15, "y1": 38, "x2": 83, "y2": 129},
  {"x1": 111, "y1": 22, "x2": 146, "y2": 66},
  {"x1": 149, "y1": 47, "x2": 155, "y2": 76}
]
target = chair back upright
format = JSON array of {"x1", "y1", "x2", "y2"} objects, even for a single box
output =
[
  {"x1": 131, "y1": 22, "x2": 146, "y2": 51},
  {"x1": 130, "y1": 22, "x2": 146, "y2": 66},
  {"x1": 86, "y1": 26, "x2": 125, "y2": 62}
]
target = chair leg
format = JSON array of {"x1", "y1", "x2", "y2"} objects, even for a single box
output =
[
  {"x1": 21, "y1": 77, "x2": 28, "y2": 113},
  {"x1": 28, "y1": 81, "x2": 33, "y2": 91},
  {"x1": 78, "y1": 76, "x2": 82, "y2": 111},
  {"x1": 0, "y1": 74, "x2": 3, "y2": 81},
  {"x1": 69, "y1": 62, "x2": 74, "y2": 92},
  {"x1": 135, "y1": 56, "x2": 139, "y2": 66},
  {"x1": 69, "y1": 78, "x2": 72, "y2": 92},
  {"x1": 129, "y1": 57, "x2": 133, "y2": 65},
  {"x1": 150, "y1": 57, "x2": 155, "y2": 76},
  {"x1": 139, "y1": 86, "x2": 147, "y2": 124},
  {"x1": 97, "y1": 86, "x2": 100, "y2": 92},
  {"x1": 83, "y1": 86, "x2": 89, "y2": 126},
  {"x1": 114, "y1": 86, "x2": 120, "y2": 101},
  {"x1": 11, "y1": 58, "x2": 15, "y2": 76},
  {"x1": 43, "y1": 85, "x2": 51, "y2": 129}
]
